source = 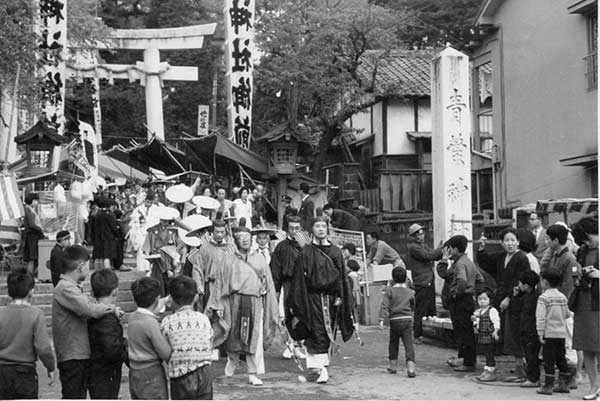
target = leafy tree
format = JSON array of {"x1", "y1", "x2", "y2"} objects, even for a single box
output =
[
  {"x1": 255, "y1": 0, "x2": 409, "y2": 175},
  {"x1": 371, "y1": 0, "x2": 481, "y2": 50},
  {"x1": 1, "y1": 0, "x2": 110, "y2": 115}
]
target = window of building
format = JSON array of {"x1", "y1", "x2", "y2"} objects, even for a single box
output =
[
  {"x1": 585, "y1": 12, "x2": 597, "y2": 90},
  {"x1": 476, "y1": 62, "x2": 494, "y2": 152},
  {"x1": 30, "y1": 150, "x2": 50, "y2": 169}
]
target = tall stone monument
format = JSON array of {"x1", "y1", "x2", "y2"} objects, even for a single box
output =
[{"x1": 431, "y1": 46, "x2": 473, "y2": 272}]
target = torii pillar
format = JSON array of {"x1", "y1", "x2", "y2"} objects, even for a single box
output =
[{"x1": 68, "y1": 24, "x2": 216, "y2": 141}]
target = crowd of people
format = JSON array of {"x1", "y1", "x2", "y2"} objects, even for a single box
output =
[{"x1": 1, "y1": 178, "x2": 598, "y2": 400}]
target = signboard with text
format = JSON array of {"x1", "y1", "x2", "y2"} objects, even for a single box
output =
[{"x1": 224, "y1": 0, "x2": 255, "y2": 148}]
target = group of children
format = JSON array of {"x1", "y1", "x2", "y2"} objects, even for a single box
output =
[
  {"x1": 471, "y1": 268, "x2": 574, "y2": 395},
  {"x1": 0, "y1": 244, "x2": 215, "y2": 400},
  {"x1": 378, "y1": 237, "x2": 575, "y2": 397}
]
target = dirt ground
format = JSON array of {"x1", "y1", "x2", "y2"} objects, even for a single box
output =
[{"x1": 36, "y1": 325, "x2": 594, "y2": 400}]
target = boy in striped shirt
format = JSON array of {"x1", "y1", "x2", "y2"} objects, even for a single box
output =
[{"x1": 536, "y1": 268, "x2": 573, "y2": 395}]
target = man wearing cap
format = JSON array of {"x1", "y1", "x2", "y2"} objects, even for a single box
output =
[
  {"x1": 285, "y1": 216, "x2": 354, "y2": 384},
  {"x1": 322, "y1": 203, "x2": 361, "y2": 231},
  {"x1": 405, "y1": 223, "x2": 443, "y2": 343},
  {"x1": 270, "y1": 216, "x2": 307, "y2": 360},
  {"x1": 207, "y1": 226, "x2": 279, "y2": 386},
  {"x1": 365, "y1": 232, "x2": 406, "y2": 269},
  {"x1": 50, "y1": 230, "x2": 72, "y2": 286}
]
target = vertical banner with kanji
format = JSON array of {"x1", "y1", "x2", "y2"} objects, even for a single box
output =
[
  {"x1": 197, "y1": 105, "x2": 209, "y2": 136},
  {"x1": 224, "y1": 0, "x2": 254, "y2": 149},
  {"x1": 91, "y1": 76, "x2": 102, "y2": 147},
  {"x1": 37, "y1": 0, "x2": 67, "y2": 136}
]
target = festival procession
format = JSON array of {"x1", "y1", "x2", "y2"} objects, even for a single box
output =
[{"x1": 0, "y1": 0, "x2": 598, "y2": 399}]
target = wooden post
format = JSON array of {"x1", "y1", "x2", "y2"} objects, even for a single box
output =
[
  {"x1": 325, "y1": 168, "x2": 330, "y2": 199},
  {"x1": 278, "y1": 176, "x2": 287, "y2": 229}
]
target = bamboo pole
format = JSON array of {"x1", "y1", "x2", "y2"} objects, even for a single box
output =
[{"x1": 4, "y1": 62, "x2": 21, "y2": 169}]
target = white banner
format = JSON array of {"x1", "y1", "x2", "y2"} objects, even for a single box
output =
[
  {"x1": 197, "y1": 105, "x2": 209, "y2": 136},
  {"x1": 37, "y1": 0, "x2": 67, "y2": 136},
  {"x1": 91, "y1": 76, "x2": 102, "y2": 146},
  {"x1": 224, "y1": 0, "x2": 255, "y2": 149}
]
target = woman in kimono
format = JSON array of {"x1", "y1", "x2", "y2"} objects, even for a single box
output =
[
  {"x1": 477, "y1": 227, "x2": 531, "y2": 382},
  {"x1": 22, "y1": 193, "x2": 44, "y2": 276},
  {"x1": 207, "y1": 226, "x2": 279, "y2": 386},
  {"x1": 141, "y1": 206, "x2": 185, "y2": 296},
  {"x1": 285, "y1": 216, "x2": 354, "y2": 384}
]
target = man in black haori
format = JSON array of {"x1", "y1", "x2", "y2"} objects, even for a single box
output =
[
  {"x1": 270, "y1": 215, "x2": 307, "y2": 360},
  {"x1": 285, "y1": 216, "x2": 354, "y2": 383}
]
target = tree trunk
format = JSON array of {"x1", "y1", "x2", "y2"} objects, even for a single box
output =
[
  {"x1": 309, "y1": 94, "x2": 380, "y2": 179},
  {"x1": 311, "y1": 123, "x2": 341, "y2": 179}
]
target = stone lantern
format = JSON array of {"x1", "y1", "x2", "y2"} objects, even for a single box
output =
[
  {"x1": 256, "y1": 123, "x2": 309, "y2": 227},
  {"x1": 14, "y1": 120, "x2": 66, "y2": 175},
  {"x1": 257, "y1": 123, "x2": 308, "y2": 176}
]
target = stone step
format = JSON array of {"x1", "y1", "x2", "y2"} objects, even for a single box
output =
[
  {"x1": 0, "y1": 290, "x2": 134, "y2": 307},
  {"x1": 0, "y1": 270, "x2": 141, "y2": 329},
  {"x1": 0, "y1": 278, "x2": 137, "y2": 296}
]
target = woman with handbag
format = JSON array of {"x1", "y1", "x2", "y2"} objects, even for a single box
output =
[{"x1": 570, "y1": 217, "x2": 600, "y2": 401}]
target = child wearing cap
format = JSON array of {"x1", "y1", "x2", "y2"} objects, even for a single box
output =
[{"x1": 50, "y1": 230, "x2": 72, "y2": 287}]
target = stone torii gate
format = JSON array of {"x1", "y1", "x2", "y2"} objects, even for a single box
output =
[{"x1": 67, "y1": 24, "x2": 216, "y2": 141}]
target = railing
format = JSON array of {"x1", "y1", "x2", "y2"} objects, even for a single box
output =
[{"x1": 584, "y1": 52, "x2": 597, "y2": 90}]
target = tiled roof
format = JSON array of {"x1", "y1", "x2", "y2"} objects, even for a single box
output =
[{"x1": 358, "y1": 49, "x2": 438, "y2": 98}]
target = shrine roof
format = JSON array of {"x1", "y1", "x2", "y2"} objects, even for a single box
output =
[
  {"x1": 14, "y1": 120, "x2": 66, "y2": 145},
  {"x1": 255, "y1": 122, "x2": 313, "y2": 146},
  {"x1": 358, "y1": 49, "x2": 438, "y2": 98}
]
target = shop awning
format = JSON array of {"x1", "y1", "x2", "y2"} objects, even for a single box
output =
[
  {"x1": 98, "y1": 154, "x2": 149, "y2": 181},
  {"x1": 181, "y1": 134, "x2": 268, "y2": 175},
  {"x1": 123, "y1": 137, "x2": 191, "y2": 176},
  {"x1": 536, "y1": 198, "x2": 598, "y2": 215}
]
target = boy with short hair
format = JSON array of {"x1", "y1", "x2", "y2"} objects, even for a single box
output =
[
  {"x1": 88, "y1": 268, "x2": 129, "y2": 399},
  {"x1": 53, "y1": 245, "x2": 117, "y2": 399},
  {"x1": 50, "y1": 230, "x2": 71, "y2": 287},
  {"x1": 536, "y1": 268, "x2": 572, "y2": 395},
  {"x1": 518, "y1": 269, "x2": 541, "y2": 388},
  {"x1": 437, "y1": 235, "x2": 483, "y2": 372},
  {"x1": 0, "y1": 269, "x2": 55, "y2": 399},
  {"x1": 379, "y1": 267, "x2": 417, "y2": 378},
  {"x1": 128, "y1": 277, "x2": 172, "y2": 400},
  {"x1": 161, "y1": 275, "x2": 214, "y2": 399}
]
